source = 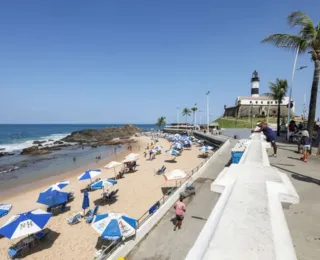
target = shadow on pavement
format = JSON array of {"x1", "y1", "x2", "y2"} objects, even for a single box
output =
[{"x1": 271, "y1": 164, "x2": 320, "y2": 186}]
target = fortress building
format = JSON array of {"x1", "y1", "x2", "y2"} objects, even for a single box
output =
[{"x1": 223, "y1": 71, "x2": 294, "y2": 118}]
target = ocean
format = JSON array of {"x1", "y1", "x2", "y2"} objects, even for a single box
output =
[
  {"x1": 0, "y1": 124, "x2": 156, "y2": 192},
  {"x1": 0, "y1": 124, "x2": 156, "y2": 152}
]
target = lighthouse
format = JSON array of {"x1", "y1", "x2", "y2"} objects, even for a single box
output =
[{"x1": 251, "y1": 70, "x2": 260, "y2": 97}]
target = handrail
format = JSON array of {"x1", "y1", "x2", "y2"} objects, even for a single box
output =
[{"x1": 100, "y1": 142, "x2": 221, "y2": 259}]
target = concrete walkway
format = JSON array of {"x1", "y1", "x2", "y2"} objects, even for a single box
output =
[
  {"x1": 270, "y1": 141, "x2": 320, "y2": 260},
  {"x1": 127, "y1": 141, "x2": 235, "y2": 260}
]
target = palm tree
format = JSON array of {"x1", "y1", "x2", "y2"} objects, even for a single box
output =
[
  {"x1": 265, "y1": 79, "x2": 288, "y2": 136},
  {"x1": 261, "y1": 11, "x2": 320, "y2": 144},
  {"x1": 191, "y1": 106, "x2": 198, "y2": 125},
  {"x1": 182, "y1": 108, "x2": 191, "y2": 123},
  {"x1": 156, "y1": 116, "x2": 166, "y2": 129}
]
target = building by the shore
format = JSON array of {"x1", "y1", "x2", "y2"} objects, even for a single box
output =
[{"x1": 224, "y1": 71, "x2": 295, "y2": 118}]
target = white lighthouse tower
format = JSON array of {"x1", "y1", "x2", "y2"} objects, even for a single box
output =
[{"x1": 251, "y1": 70, "x2": 260, "y2": 97}]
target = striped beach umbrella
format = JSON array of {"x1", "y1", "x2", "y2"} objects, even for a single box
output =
[
  {"x1": 92, "y1": 212, "x2": 137, "y2": 240},
  {"x1": 0, "y1": 209, "x2": 52, "y2": 239},
  {"x1": 44, "y1": 181, "x2": 70, "y2": 192},
  {"x1": 199, "y1": 146, "x2": 214, "y2": 152},
  {"x1": 78, "y1": 170, "x2": 101, "y2": 182},
  {"x1": 184, "y1": 140, "x2": 192, "y2": 146},
  {"x1": 91, "y1": 179, "x2": 117, "y2": 190},
  {"x1": 172, "y1": 143, "x2": 183, "y2": 150},
  {"x1": 154, "y1": 145, "x2": 163, "y2": 150},
  {"x1": 0, "y1": 204, "x2": 12, "y2": 218},
  {"x1": 165, "y1": 149, "x2": 180, "y2": 156}
]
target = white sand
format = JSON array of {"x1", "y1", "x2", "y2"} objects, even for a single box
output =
[{"x1": 0, "y1": 136, "x2": 204, "y2": 259}]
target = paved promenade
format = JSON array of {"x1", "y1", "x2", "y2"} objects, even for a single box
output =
[
  {"x1": 127, "y1": 137, "x2": 320, "y2": 260},
  {"x1": 127, "y1": 140, "x2": 235, "y2": 260},
  {"x1": 270, "y1": 141, "x2": 320, "y2": 260}
]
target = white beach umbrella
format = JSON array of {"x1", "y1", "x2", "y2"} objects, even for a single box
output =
[
  {"x1": 104, "y1": 161, "x2": 123, "y2": 178},
  {"x1": 163, "y1": 169, "x2": 187, "y2": 181},
  {"x1": 125, "y1": 153, "x2": 140, "y2": 159}
]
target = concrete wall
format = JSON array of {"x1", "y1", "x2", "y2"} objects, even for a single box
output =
[
  {"x1": 106, "y1": 139, "x2": 231, "y2": 260},
  {"x1": 185, "y1": 134, "x2": 299, "y2": 260}
]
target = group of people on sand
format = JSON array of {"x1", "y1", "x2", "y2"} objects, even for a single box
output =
[{"x1": 253, "y1": 120, "x2": 320, "y2": 163}]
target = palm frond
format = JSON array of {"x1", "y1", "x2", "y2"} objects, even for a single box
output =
[
  {"x1": 287, "y1": 11, "x2": 313, "y2": 28},
  {"x1": 261, "y1": 34, "x2": 302, "y2": 51}
]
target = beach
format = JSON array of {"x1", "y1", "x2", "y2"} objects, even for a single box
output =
[{"x1": 0, "y1": 135, "x2": 203, "y2": 260}]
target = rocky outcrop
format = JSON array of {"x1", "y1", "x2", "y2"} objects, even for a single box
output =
[
  {"x1": 0, "y1": 152, "x2": 15, "y2": 157},
  {"x1": 62, "y1": 125, "x2": 141, "y2": 144},
  {"x1": 20, "y1": 144, "x2": 72, "y2": 155},
  {"x1": 53, "y1": 141, "x2": 64, "y2": 145},
  {"x1": 33, "y1": 140, "x2": 46, "y2": 145},
  {"x1": 20, "y1": 146, "x2": 50, "y2": 155}
]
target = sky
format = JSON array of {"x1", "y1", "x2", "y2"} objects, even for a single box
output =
[{"x1": 0, "y1": 0, "x2": 319, "y2": 124}]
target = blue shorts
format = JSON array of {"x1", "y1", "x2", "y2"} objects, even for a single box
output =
[{"x1": 266, "y1": 136, "x2": 276, "y2": 146}]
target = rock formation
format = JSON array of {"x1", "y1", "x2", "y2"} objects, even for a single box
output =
[{"x1": 62, "y1": 125, "x2": 141, "y2": 145}]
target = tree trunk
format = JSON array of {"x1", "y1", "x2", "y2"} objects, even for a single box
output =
[
  {"x1": 307, "y1": 59, "x2": 320, "y2": 147},
  {"x1": 277, "y1": 98, "x2": 281, "y2": 136}
]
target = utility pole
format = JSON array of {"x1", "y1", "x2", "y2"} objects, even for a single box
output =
[
  {"x1": 206, "y1": 91, "x2": 210, "y2": 130},
  {"x1": 176, "y1": 106, "x2": 179, "y2": 125}
]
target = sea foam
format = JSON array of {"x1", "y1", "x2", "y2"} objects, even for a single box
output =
[{"x1": 0, "y1": 133, "x2": 70, "y2": 152}]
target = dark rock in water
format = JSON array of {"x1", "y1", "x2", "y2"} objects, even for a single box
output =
[
  {"x1": 0, "y1": 148, "x2": 5, "y2": 151},
  {"x1": 0, "y1": 152, "x2": 15, "y2": 157},
  {"x1": 33, "y1": 140, "x2": 46, "y2": 145},
  {"x1": 20, "y1": 146, "x2": 50, "y2": 155},
  {"x1": 53, "y1": 141, "x2": 64, "y2": 145},
  {"x1": 62, "y1": 125, "x2": 141, "y2": 144},
  {"x1": 48, "y1": 139, "x2": 54, "y2": 141}
]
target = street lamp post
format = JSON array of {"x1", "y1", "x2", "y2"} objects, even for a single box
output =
[
  {"x1": 176, "y1": 106, "x2": 179, "y2": 124},
  {"x1": 286, "y1": 45, "x2": 307, "y2": 139},
  {"x1": 194, "y1": 103, "x2": 197, "y2": 126},
  {"x1": 206, "y1": 91, "x2": 210, "y2": 130}
]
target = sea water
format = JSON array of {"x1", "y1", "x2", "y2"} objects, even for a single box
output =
[{"x1": 0, "y1": 124, "x2": 155, "y2": 192}]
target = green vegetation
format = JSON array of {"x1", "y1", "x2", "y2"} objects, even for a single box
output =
[
  {"x1": 191, "y1": 105, "x2": 198, "y2": 125},
  {"x1": 265, "y1": 79, "x2": 288, "y2": 136},
  {"x1": 261, "y1": 11, "x2": 320, "y2": 144},
  {"x1": 182, "y1": 108, "x2": 191, "y2": 123},
  {"x1": 156, "y1": 116, "x2": 166, "y2": 129},
  {"x1": 215, "y1": 117, "x2": 277, "y2": 129}
]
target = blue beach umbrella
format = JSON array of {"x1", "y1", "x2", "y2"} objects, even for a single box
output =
[
  {"x1": 199, "y1": 146, "x2": 214, "y2": 152},
  {"x1": 82, "y1": 191, "x2": 90, "y2": 211},
  {"x1": 91, "y1": 212, "x2": 137, "y2": 240},
  {"x1": 91, "y1": 179, "x2": 117, "y2": 190},
  {"x1": 165, "y1": 149, "x2": 180, "y2": 156},
  {"x1": 154, "y1": 145, "x2": 163, "y2": 150},
  {"x1": 37, "y1": 190, "x2": 69, "y2": 207},
  {"x1": 0, "y1": 204, "x2": 12, "y2": 218},
  {"x1": 78, "y1": 170, "x2": 101, "y2": 182},
  {"x1": 44, "y1": 181, "x2": 70, "y2": 192},
  {"x1": 0, "y1": 209, "x2": 52, "y2": 239},
  {"x1": 172, "y1": 143, "x2": 183, "y2": 150},
  {"x1": 184, "y1": 140, "x2": 192, "y2": 146}
]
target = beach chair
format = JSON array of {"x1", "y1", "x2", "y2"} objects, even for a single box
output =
[
  {"x1": 68, "y1": 191, "x2": 75, "y2": 201},
  {"x1": 8, "y1": 244, "x2": 27, "y2": 259},
  {"x1": 156, "y1": 165, "x2": 166, "y2": 175},
  {"x1": 148, "y1": 201, "x2": 160, "y2": 214},
  {"x1": 34, "y1": 229, "x2": 50, "y2": 242},
  {"x1": 86, "y1": 205, "x2": 99, "y2": 223},
  {"x1": 104, "y1": 189, "x2": 119, "y2": 201},
  {"x1": 67, "y1": 212, "x2": 82, "y2": 225}
]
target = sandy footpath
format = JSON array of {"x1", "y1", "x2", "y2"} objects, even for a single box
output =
[{"x1": 0, "y1": 136, "x2": 204, "y2": 259}]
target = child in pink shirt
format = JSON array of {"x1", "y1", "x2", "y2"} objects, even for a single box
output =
[{"x1": 174, "y1": 196, "x2": 186, "y2": 231}]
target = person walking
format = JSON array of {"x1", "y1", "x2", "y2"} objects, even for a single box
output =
[
  {"x1": 174, "y1": 196, "x2": 186, "y2": 231},
  {"x1": 300, "y1": 130, "x2": 311, "y2": 162}
]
